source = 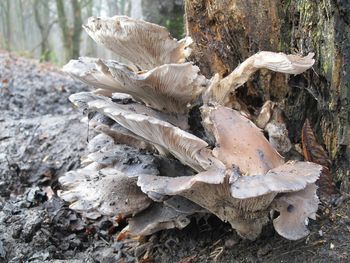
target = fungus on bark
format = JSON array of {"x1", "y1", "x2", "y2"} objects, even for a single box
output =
[{"x1": 60, "y1": 15, "x2": 322, "y2": 241}]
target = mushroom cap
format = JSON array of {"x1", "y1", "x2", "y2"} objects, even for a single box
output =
[
  {"x1": 83, "y1": 16, "x2": 192, "y2": 70},
  {"x1": 205, "y1": 52, "x2": 315, "y2": 105},
  {"x1": 64, "y1": 58, "x2": 206, "y2": 114},
  {"x1": 272, "y1": 184, "x2": 319, "y2": 240},
  {"x1": 59, "y1": 166, "x2": 152, "y2": 219},
  {"x1": 230, "y1": 161, "x2": 322, "y2": 198},
  {"x1": 202, "y1": 105, "x2": 284, "y2": 175},
  {"x1": 128, "y1": 196, "x2": 203, "y2": 236},
  {"x1": 69, "y1": 91, "x2": 189, "y2": 130},
  {"x1": 106, "y1": 60, "x2": 206, "y2": 113},
  {"x1": 85, "y1": 95, "x2": 219, "y2": 172},
  {"x1": 253, "y1": 52, "x2": 315, "y2": 75},
  {"x1": 63, "y1": 57, "x2": 118, "y2": 91}
]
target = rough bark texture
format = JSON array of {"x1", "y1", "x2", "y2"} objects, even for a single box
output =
[{"x1": 185, "y1": 0, "x2": 350, "y2": 192}]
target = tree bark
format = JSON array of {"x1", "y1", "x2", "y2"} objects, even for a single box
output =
[{"x1": 185, "y1": 0, "x2": 350, "y2": 192}]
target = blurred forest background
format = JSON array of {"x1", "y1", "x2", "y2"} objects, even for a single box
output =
[{"x1": 0, "y1": 0, "x2": 184, "y2": 65}]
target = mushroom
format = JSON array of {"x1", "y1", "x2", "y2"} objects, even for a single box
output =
[
  {"x1": 84, "y1": 95, "x2": 220, "y2": 172},
  {"x1": 128, "y1": 196, "x2": 205, "y2": 236},
  {"x1": 204, "y1": 52, "x2": 315, "y2": 106},
  {"x1": 59, "y1": 166, "x2": 152, "y2": 219},
  {"x1": 64, "y1": 58, "x2": 206, "y2": 114},
  {"x1": 69, "y1": 91, "x2": 189, "y2": 130},
  {"x1": 83, "y1": 16, "x2": 192, "y2": 70},
  {"x1": 256, "y1": 101, "x2": 292, "y2": 154},
  {"x1": 272, "y1": 184, "x2": 319, "y2": 240},
  {"x1": 137, "y1": 161, "x2": 321, "y2": 240},
  {"x1": 61, "y1": 15, "x2": 322, "y2": 241},
  {"x1": 202, "y1": 104, "x2": 284, "y2": 175}
]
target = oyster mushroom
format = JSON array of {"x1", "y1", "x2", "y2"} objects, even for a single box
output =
[
  {"x1": 83, "y1": 16, "x2": 192, "y2": 70},
  {"x1": 256, "y1": 101, "x2": 292, "y2": 154},
  {"x1": 64, "y1": 58, "x2": 206, "y2": 114},
  {"x1": 84, "y1": 95, "x2": 220, "y2": 172},
  {"x1": 202, "y1": 104, "x2": 284, "y2": 175},
  {"x1": 138, "y1": 157, "x2": 321, "y2": 240},
  {"x1": 128, "y1": 196, "x2": 205, "y2": 236},
  {"x1": 61, "y1": 15, "x2": 322, "y2": 241},
  {"x1": 204, "y1": 52, "x2": 315, "y2": 105},
  {"x1": 272, "y1": 184, "x2": 319, "y2": 240},
  {"x1": 59, "y1": 166, "x2": 152, "y2": 219}
]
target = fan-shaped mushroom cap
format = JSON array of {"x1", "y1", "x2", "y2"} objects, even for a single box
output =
[
  {"x1": 85, "y1": 96, "x2": 220, "y2": 172},
  {"x1": 204, "y1": 52, "x2": 315, "y2": 105},
  {"x1": 63, "y1": 57, "x2": 118, "y2": 91},
  {"x1": 64, "y1": 58, "x2": 206, "y2": 114},
  {"x1": 230, "y1": 161, "x2": 322, "y2": 198},
  {"x1": 202, "y1": 105, "x2": 284, "y2": 174},
  {"x1": 138, "y1": 168, "x2": 271, "y2": 240},
  {"x1": 272, "y1": 184, "x2": 319, "y2": 240},
  {"x1": 256, "y1": 100, "x2": 275, "y2": 129},
  {"x1": 86, "y1": 113, "x2": 153, "y2": 150},
  {"x1": 105, "y1": 61, "x2": 207, "y2": 113},
  {"x1": 83, "y1": 16, "x2": 192, "y2": 70},
  {"x1": 138, "y1": 160, "x2": 321, "y2": 240},
  {"x1": 69, "y1": 91, "x2": 189, "y2": 130},
  {"x1": 59, "y1": 166, "x2": 152, "y2": 219},
  {"x1": 128, "y1": 196, "x2": 204, "y2": 236}
]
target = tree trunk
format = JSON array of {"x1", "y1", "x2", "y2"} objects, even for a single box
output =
[
  {"x1": 56, "y1": 0, "x2": 82, "y2": 62},
  {"x1": 185, "y1": 0, "x2": 350, "y2": 192},
  {"x1": 71, "y1": 0, "x2": 82, "y2": 59}
]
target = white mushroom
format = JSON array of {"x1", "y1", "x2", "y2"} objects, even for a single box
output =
[
  {"x1": 86, "y1": 96, "x2": 220, "y2": 172},
  {"x1": 204, "y1": 52, "x2": 315, "y2": 105},
  {"x1": 64, "y1": 58, "x2": 206, "y2": 114},
  {"x1": 83, "y1": 16, "x2": 192, "y2": 70},
  {"x1": 59, "y1": 166, "x2": 152, "y2": 219},
  {"x1": 272, "y1": 184, "x2": 319, "y2": 240},
  {"x1": 128, "y1": 196, "x2": 205, "y2": 236}
]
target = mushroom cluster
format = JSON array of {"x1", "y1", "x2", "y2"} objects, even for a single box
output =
[{"x1": 60, "y1": 16, "x2": 322, "y2": 240}]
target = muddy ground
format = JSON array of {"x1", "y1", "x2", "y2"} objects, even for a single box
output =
[{"x1": 0, "y1": 52, "x2": 349, "y2": 263}]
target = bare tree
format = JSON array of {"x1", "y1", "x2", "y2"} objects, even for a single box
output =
[{"x1": 56, "y1": 0, "x2": 83, "y2": 61}]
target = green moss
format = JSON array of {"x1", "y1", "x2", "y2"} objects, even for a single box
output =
[{"x1": 160, "y1": 4, "x2": 184, "y2": 39}]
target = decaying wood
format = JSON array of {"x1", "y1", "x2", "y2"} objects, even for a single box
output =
[{"x1": 302, "y1": 119, "x2": 335, "y2": 196}]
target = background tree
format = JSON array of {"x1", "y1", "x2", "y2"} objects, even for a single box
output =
[
  {"x1": 185, "y1": 0, "x2": 349, "y2": 192},
  {"x1": 55, "y1": 0, "x2": 83, "y2": 61}
]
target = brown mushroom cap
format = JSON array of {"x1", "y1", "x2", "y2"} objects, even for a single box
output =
[
  {"x1": 83, "y1": 16, "x2": 192, "y2": 70},
  {"x1": 202, "y1": 105, "x2": 284, "y2": 175}
]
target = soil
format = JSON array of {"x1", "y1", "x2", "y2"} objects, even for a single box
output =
[{"x1": 0, "y1": 52, "x2": 349, "y2": 263}]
